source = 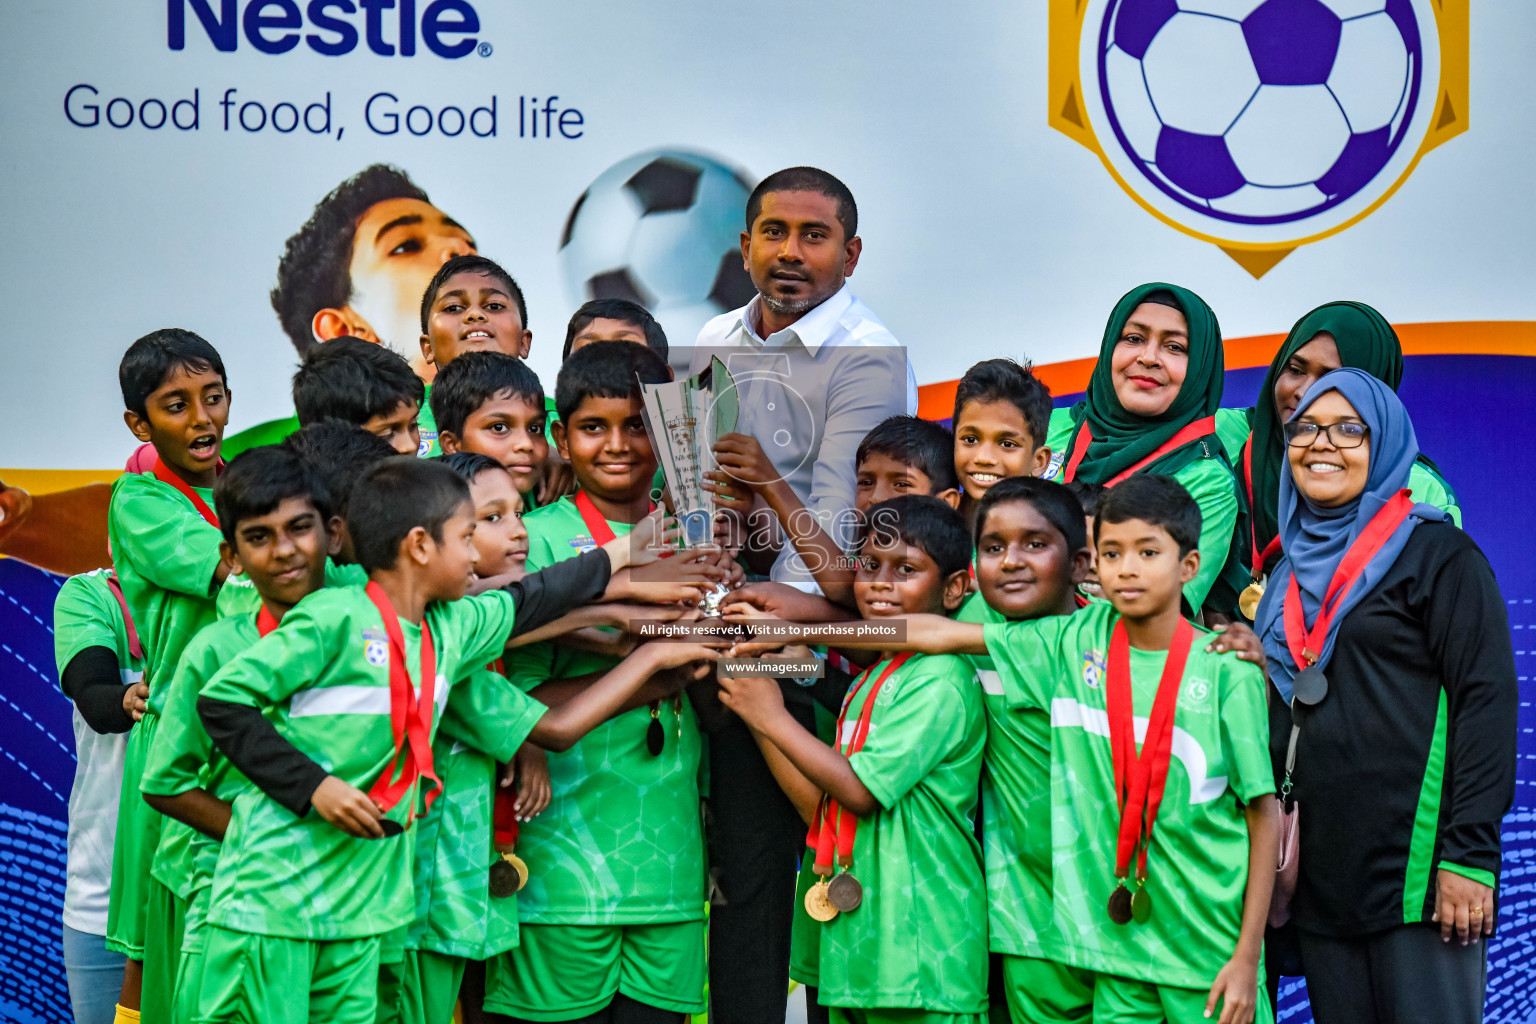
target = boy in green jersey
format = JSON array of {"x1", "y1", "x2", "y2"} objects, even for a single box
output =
[
  {"x1": 432, "y1": 351, "x2": 550, "y2": 506},
  {"x1": 485, "y1": 341, "x2": 726, "y2": 1023},
  {"x1": 416, "y1": 254, "x2": 533, "y2": 459},
  {"x1": 292, "y1": 335, "x2": 426, "y2": 456},
  {"x1": 192, "y1": 456, "x2": 715, "y2": 1023},
  {"x1": 721, "y1": 495, "x2": 987, "y2": 1024},
  {"x1": 216, "y1": 423, "x2": 394, "y2": 620},
  {"x1": 108, "y1": 328, "x2": 237, "y2": 1024},
  {"x1": 140, "y1": 446, "x2": 339, "y2": 1023},
  {"x1": 950, "y1": 359, "x2": 1054, "y2": 530},
  {"x1": 744, "y1": 476, "x2": 1277, "y2": 1024}
]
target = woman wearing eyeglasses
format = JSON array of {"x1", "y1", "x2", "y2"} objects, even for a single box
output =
[
  {"x1": 1214, "y1": 301, "x2": 1459, "y2": 594},
  {"x1": 1251, "y1": 368, "x2": 1515, "y2": 1024}
]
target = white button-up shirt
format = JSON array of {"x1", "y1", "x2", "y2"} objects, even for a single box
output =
[{"x1": 690, "y1": 284, "x2": 918, "y2": 587}]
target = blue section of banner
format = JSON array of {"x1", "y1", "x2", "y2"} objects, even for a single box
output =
[{"x1": 1, "y1": 353, "x2": 1532, "y2": 1022}]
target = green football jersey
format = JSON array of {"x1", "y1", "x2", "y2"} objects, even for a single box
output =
[
  {"x1": 817, "y1": 654, "x2": 988, "y2": 1015},
  {"x1": 216, "y1": 561, "x2": 368, "y2": 619},
  {"x1": 1215, "y1": 406, "x2": 1461, "y2": 527},
  {"x1": 200, "y1": 586, "x2": 521, "y2": 940},
  {"x1": 982, "y1": 603, "x2": 1273, "y2": 990},
  {"x1": 959, "y1": 590, "x2": 1064, "y2": 959},
  {"x1": 54, "y1": 570, "x2": 145, "y2": 681},
  {"x1": 1045, "y1": 407, "x2": 1237, "y2": 610},
  {"x1": 407, "y1": 666, "x2": 546, "y2": 959},
  {"x1": 107, "y1": 472, "x2": 224, "y2": 709},
  {"x1": 789, "y1": 699, "x2": 840, "y2": 988},
  {"x1": 503, "y1": 495, "x2": 707, "y2": 926}
]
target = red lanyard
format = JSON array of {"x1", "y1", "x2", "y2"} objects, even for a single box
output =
[
  {"x1": 807, "y1": 653, "x2": 913, "y2": 871},
  {"x1": 256, "y1": 606, "x2": 281, "y2": 637},
  {"x1": 1063, "y1": 416, "x2": 1217, "y2": 487},
  {"x1": 364, "y1": 582, "x2": 441, "y2": 817},
  {"x1": 152, "y1": 457, "x2": 219, "y2": 528},
  {"x1": 1241, "y1": 434, "x2": 1283, "y2": 572},
  {"x1": 104, "y1": 574, "x2": 144, "y2": 661},
  {"x1": 1282, "y1": 490, "x2": 1414, "y2": 666},
  {"x1": 1107, "y1": 617, "x2": 1193, "y2": 882}
]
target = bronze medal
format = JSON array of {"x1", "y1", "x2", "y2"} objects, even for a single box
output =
[
  {"x1": 1107, "y1": 882, "x2": 1133, "y2": 925},
  {"x1": 646, "y1": 714, "x2": 665, "y2": 756},
  {"x1": 379, "y1": 817, "x2": 405, "y2": 838},
  {"x1": 826, "y1": 871, "x2": 863, "y2": 913},
  {"x1": 1130, "y1": 881, "x2": 1152, "y2": 924},
  {"x1": 1238, "y1": 579, "x2": 1265, "y2": 621},
  {"x1": 489, "y1": 858, "x2": 519, "y2": 898},
  {"x1": 804, "y1": 880, "x2": 838, "y2": 922}
]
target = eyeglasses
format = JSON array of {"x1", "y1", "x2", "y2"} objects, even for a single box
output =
[{"x1": 1283, "y1": 421, "x2": 1369, "y2": 449}]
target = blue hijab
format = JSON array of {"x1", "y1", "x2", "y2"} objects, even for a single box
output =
[{"x1": 1254, "y1": 368, "x2": 1446, "y2": 702}]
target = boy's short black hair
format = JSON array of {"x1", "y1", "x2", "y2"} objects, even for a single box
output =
[
  {"x1": 974, "y1": 476, "x2": 1087, "y2": 553},
  {"x1": 1065, "y1": 479, "x2": 1105, "y2": 519},
  {"x1": 562, "y1": 299, "x2": 669, "y2": 361},
  {"x1": 429, "y1": 352, "x2": 545, "y2": 439},
  {"x1": 860, "y1": 496, "x2": 971, "y2": 579},
  {"x1": 272, "y1": 164, "x2": 430, "y2": 357},
  {"x1": 419, "y1": 254, "x2": 528, "y2": 334},
  {"x1": 746, "y1": 166, "x2": 857, "y2": 241},
  {"x1": 856, "y1": 415, "x2": 958, "y2": 493},
  {"x1": 214, "y1": 445, "x2": 333, "y2": 549},
  {"x1": 1095, "y1": 474, "x2": 1202, "y2": 557},
  {"x1": 119, "y1": 328, "x2": 227, "y2": 418},
  {"x1": 435, "y1": 451, "x2": 510, "y2": 486},
  {"x1": 292, "y1": 337, "x2": 425, "y2": 428},
  {"x1": 347, "y1": 457, "x2": 471, "y2": 572},
  {"x1": 281, "y1": 421, "x2": 396, "y2": 518},
  {"x1": 951, "y1": 359, "x2": 1052, "y2": 451},
  {"x1": 554, "y1": 341, "x2": 671, "y2": 424}
]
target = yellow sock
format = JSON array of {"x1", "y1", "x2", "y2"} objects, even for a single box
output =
[{"x1": 114, "y1": 1005, "x2": 141, "y2": 1024}]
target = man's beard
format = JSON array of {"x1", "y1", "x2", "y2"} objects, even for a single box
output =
[{"x1": 761, "y1": 292, "x2": 820, "y2": 318}]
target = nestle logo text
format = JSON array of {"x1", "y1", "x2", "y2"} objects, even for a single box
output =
[{"x1": 168, "y1": 0, "x2": 481, "y2": 58}]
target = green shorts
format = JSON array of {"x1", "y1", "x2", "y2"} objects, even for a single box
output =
[
  {"x1": 829, "y1": 1009, "x2": 985, "y2": 1024},
  {"x1": 377, "y1": 949, "x2": 466, "y2": 1024},
  {"x1": 997, "y1": 955, "x2": 1094, "y2": 1023},
  {"x1": 789, "y1": 852, "x2": 821, "y2": 987},
  {"x1": 484, "y1": 921, "x2": 707, "y2": 1021},
  {"x1": 142, "y1": 877, "x2": 187, "y2": 1024},
  {"x1": 1091, "y1": 972, "x2": 1272, "y2": 1024},
  {"x1": 173, "y1": 887, "x2": 213, "y2": 1024},
  {"x1": 107, "y1": 714, "x2": 164, "y2": 957},
  {"x1": 192, "y1": 926, "x2": 382, "y2": 1024}
]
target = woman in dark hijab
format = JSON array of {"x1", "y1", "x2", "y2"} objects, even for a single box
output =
[
  {"x1": 1047, "y1": 282, "x2": 1237, "y2": 610},
  {"x1": 1214, "y1": 301, "x2": 1458, "y2": 592},
  {"x1": 1253, "y1": 368, "x2": 1514, "y2": 1024}
]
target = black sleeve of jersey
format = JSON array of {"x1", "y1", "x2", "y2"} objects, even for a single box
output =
[
  {"x1": 197, "y1": 696, "x2": 331, "y2": 818},
  {"x1": 59, "y1": 646, "x2": 135, "y2": 734},
  {"x1": 1423, "y1": 538, "x2": 1519, "y2": 877},
  {"x1": 506, "y1": 548, "x2": 612, "y2": 637}
]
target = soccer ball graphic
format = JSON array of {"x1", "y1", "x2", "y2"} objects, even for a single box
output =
[
  {"x1": 1096, "y1": 0, "x2": 1424, "y2": 226},
  {"x1": 559, "y1": 149, "x2": 758, "y2": 362}
]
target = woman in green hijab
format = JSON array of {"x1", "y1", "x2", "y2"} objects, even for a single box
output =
[
  {"x1": 1046, "y1": 282, "x2": 1238, "y2": 611},
  {"x1": 1213, "y1": 300, "x2": 1460, "y2": 585}
]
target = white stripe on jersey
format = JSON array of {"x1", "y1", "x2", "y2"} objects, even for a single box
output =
[
  {"x1": 289, "y1": 676, "x2": 451, "y2": 718},
  {"x1": 977, "y1": 669, "x2": 1004, "y2": 696},
  {"x1": 1048, "y1": 697, "x2": 1228, "y2": 804}
]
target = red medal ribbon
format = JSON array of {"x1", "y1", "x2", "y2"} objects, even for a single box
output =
[
  {"x1": 152, "y1": 457, "x2": 219, "y2": 528},
  {"x1": 1107, "y1": 617, "x2": 1194, "y2": 882},
  {"x1": 487, "y1": 657, "x2": 520, "y2": 848},
  {"x1": 364, "y1": 581, "x2": 441, "y2": 818},
  {"x1": 808, "y1": 653, "x2": 914, "y2": 871},
  {"x1": 1241, "y1": 434, "x2": 1283, "y2": 573},
  {"x1": 104, "y1": 574, "x2": 145, "y2": 661},
  {"x1": 1281, "y1": 489, "x2": 1414, "y2": 667},
  {"x1": 1063, "y1": 416, "x2": 1217, "y2": 487},
  {"x1": 255, "y1": 606, "x2": 281, "y2": 638}
]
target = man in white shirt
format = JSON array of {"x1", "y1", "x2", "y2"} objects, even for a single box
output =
[
  {"x1": 690, "y1": 166, "x2": 917, "y2": 589},
  {"x1": 691, "y1": 166, "x2": 915, "y2": 1024}
]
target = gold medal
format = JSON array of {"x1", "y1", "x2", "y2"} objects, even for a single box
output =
[
  {"x1": 1238, "y1": 578, "x2": 1266, "y2": 621},
  {"x1": 1107, "y1": 882, "x2": 1133, "y2": 925},
  {"x1": 1130, "y1": 879, "x2": 1151, "y2": 924},
  {"x1": 489, "y1": 852, "x2": 529, "y2": 898},
  {"x1": 804, "y1": 880, "x2": 838, "y2": 922},
  {"x1": 826, "y1": 871, "x2": 863, "y2": 913}
]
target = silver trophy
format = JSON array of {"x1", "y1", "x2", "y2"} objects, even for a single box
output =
[{"x1": 638, "y1": 357, "x2": 739, "y2": 616}]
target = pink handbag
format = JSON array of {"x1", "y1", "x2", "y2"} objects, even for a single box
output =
[{"x1": 1268, "y1": 796, "x2": 1300, "y2": 928}]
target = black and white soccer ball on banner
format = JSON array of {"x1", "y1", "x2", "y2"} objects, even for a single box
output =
[{"x1": 559, "y1": 149, "x2": 758, "y2": 372}]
